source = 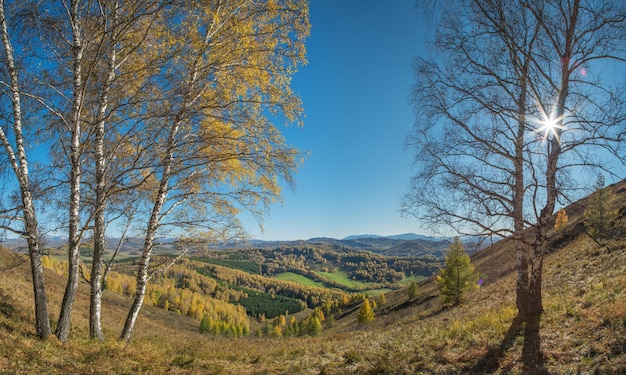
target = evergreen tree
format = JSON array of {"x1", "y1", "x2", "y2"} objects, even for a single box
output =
[
  {"x1": 326, "y1": 314, "x2": 335, "y2": 328},
  {"x1": 284, "y1": 316, "x2": 297, "y2": 337},
  {"x1": 407, "y1": 281, "x2": 418, "y2": 300},
  {"x1": 302, "y1": 313, "x2": 322, "y2": 336},
  {"x1": 199, "y1": 314, "x2": 210, "y2": 334},
  {"x1": 436, "y1": 238, "x2": 478, "y2": 305},
  {"x1": 310, "y1": 316, "x2": 322, "y2": 336},
  {"x1": 584, "y1": 175, "x2": 618, "y2": 240},
  {"x1": 357, "y1": 298, "x2": 375, "y2": 323}
]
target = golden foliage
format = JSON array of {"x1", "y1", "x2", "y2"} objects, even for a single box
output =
[
  {"x1": 42, "y1": 256, "x2": 249, "y2": 337},
  {"x1": 555, "y1": 208, "x2": 568, "y2": 230},
  {"x1": 357, "y1": 298, "x2": 375, "y2": 323}
]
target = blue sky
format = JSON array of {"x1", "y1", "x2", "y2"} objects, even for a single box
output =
[{"x1": 243, "y1": 0, "x2": 429, "y2": 241}]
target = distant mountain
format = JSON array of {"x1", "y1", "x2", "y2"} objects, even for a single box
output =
[
  {"x1": 0, "y1": 231, "x2": 482, "y2": 259},
  {"x1": 342, "y1": 233, "x2": 443, "y2": 242},
  {"x1": 0, "y1": 235, "x2": 66, "y2": 251},
  {"x1": 342, "y1": 234, "x2": 384, "y2": 241},
  {"x1": 386, "y1": 233, "x2": 440, "y2": 241}
]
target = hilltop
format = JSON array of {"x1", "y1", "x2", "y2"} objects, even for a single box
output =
[
  {"x1": 0, "y1": 182, "x2": 625, "y2": 373},
  {"x1": 1, "y1": 232, "x2": 479, "y2": 259}
]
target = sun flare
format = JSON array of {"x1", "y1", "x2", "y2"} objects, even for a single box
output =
[{"x1": 532, "y1": 104, "x2": 565, "y2": 143}]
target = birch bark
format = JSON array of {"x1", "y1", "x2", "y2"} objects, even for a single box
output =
[
  {"x1": 0, "y1": 0, "x2": 51, "y2": 339},
  {"x1": 89, "y1": 0, "x2": 120, "y2": 341},
  {"x1": 56, "y1": 0, "x2": 86, "y2": 342}
]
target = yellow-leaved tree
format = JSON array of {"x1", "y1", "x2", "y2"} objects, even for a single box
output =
[
  {"x1": 0, "y1": 0, "x2": 309, "y2": 343},
  {"x1": 357, "y1": 298, "x2": 375, "y2": 324},
  {"x1": 554, "y1": 208, "x2": 569, "y2": 230},
  {"x1": 119, "y1": 0, "x2": 310, "y2": 342}
]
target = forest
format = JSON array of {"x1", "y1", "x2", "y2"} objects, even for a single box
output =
[{"x1": 38, "y1": 240, "x2": 439, "y2": 337}]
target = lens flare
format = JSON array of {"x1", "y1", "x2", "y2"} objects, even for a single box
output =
[{"x1": 532, "y1": 104, "x2": 564, "y2": 143}]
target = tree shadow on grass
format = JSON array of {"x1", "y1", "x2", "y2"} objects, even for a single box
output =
[{"x1": 468, "y1": 313, "x2": 550, "y2": 374}]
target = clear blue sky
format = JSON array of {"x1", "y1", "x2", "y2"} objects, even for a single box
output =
[{"x1": 243, "y1": 0, "x2": 429, "y2": 241}]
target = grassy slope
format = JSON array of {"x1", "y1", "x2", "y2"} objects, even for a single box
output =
[
  {"x1": 274, "y1": 272, "x2": 325, "y2": 288},
  {"x1": 1, "y1": 184, "x2": 625, "y2": 374},
  {"x1": 317, "y1": 270, "x2": 374, "y2": 289}
]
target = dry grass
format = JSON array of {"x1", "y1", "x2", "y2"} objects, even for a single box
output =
[{"x1": 1, "y1": 215, "x2": 626, "y2": 373}]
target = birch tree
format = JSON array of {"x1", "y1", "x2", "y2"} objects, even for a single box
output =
[
  {"x1": 53, "y1": 0, "x2": 90, "y2": 343},
  {"x1": 0, "y1": 0, "x2": 309, "y2": 343},
  {"x1": 0, "y1": 0, "x2": 51, "y2": 339},
  {"x1": 119, "y1": 0, "x2": 310, "y2": 341},
  {"x1": 404, "y1": 0, "x2": 626, "y2": 368},
  {"x1": 7, "y1": 0, "x2": 157, "y2": 341},
  {"x1": 83, "y1": 0, "x2": 165, "y2": 341}
]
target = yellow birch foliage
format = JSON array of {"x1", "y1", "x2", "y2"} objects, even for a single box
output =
[{"x1": 132, "y1": 0, "x2": 310, "y2": 236}]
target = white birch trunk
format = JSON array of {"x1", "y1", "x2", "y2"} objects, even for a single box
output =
[
  {"x1": 120, "y1": 120, "x2": 180, "y2": 342},
  {"x1": 119, "y1": 44, "x2": 203, "y2": 341},
  {"x1": 90, "y1": 4, "x2": 119, "y2": 338},
  {"x1": 56, "y1": 0, "x2": 85, "y2": 342},
  {"x1": 0, "y1": 0, "x2": 51, "y2": 339}
]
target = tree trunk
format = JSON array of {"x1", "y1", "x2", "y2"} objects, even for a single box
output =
[
  {"x1": 120, "y1": 119, "x2": 180, "y2": 342},
  {"x1": 119, "y1": 43, "x2": 202, "y2": 341},
  {"x1": 0, "y1": 0, "x2": 51, "y2": 339},
  {"x1": 119, "y1": 165, "x2": 171, "y2": 342},
  {"x1": 119, "y1": 234, "x2": 156, "y2": 342},
  {"x1": 56, "y1": 0, "x2": 84, "y2": 342},
  {"x1": 24, "y1": 198, "x2": 51, "y2": 338},
  {"x1": 90, "y1": 2, "x2": 119, "y2": 340},
  {"x1": 56, "y1": 149, "x2": 82, "y2": 341},
  {"x1": 515, "y1": 238, "x2": 531, "y2": 318},
  {"x1": 90, "y1": 130, "x2": 106, "y2": 340}
]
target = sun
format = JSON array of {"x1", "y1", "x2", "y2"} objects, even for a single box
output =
[{"x1": 532, "y1": 104, "x2": 565, "y2": 143}]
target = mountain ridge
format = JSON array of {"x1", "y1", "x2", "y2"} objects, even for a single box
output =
[{"x1": 0, "y1": 232, "x2": 472, "y2": 259}]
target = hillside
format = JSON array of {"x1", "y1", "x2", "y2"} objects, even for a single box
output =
[{"x1": 1, "y1": 182, "x2": 625, "y2": 373}]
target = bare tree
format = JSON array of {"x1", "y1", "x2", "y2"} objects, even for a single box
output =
[{"x1": 404, "y1": 0, "x2": 626, "y2": 370}]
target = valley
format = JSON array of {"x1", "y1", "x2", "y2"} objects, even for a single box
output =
[{"x1": 30, "y1": 235, "x2": 446, "y2": 335}]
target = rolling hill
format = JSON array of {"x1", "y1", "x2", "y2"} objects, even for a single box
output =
[{"x1": 0, "y1": 181, "x2": 625, "y2": 373}]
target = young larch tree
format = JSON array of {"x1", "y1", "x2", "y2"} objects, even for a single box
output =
[
  {"x1": 357, "y1": 298, "x2": 375, "y2": 324},
  {"x1": 436, "y1": 238, "x2": 478, "y2": 306}
]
